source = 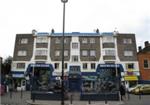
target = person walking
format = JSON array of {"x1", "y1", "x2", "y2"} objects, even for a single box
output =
[{"x1": 119, "y1": 83, "x2": 126, "y2": 101}]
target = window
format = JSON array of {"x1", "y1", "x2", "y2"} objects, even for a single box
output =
[
  {"x1": 64, "y1": 38, "x2": 68, "y2": 44},
  {"x1": 144, "y1": 60, "x2": 149, "y2": 69},
  {"x1": 82, "y1": 50, "x2": 88, "y2": 56},
  {"x1": 36, "y1": 37, "x2": 48, "y2": 43},
  {"x1": 20, "y1": 38, "x2": 28, "y2": 44},
  {"x1": 64, "y1": 63, "x2": 67, "y2": 69},
  {"x1": 126, "y1": 63, "x2": 134, "y2": 69},
  {"x1": 90, "y1": 38, "x2": 95, "y2": 43},
  {"x1": 82, "y1": 38, "x2": 88, "y2": 44},
  {"x1": 17, "y1": 63, "x2": 25, "y2": 69},
  {"x1": 55, "y1": 50, "x2": 60, "y2": 56},
  {"x1": 18, "y1": 50, "x2": 27, "y2": 56},
  {"x1": 103, "y1": 36, "x2": 114, "y2": 43},
  {"x1": 123, "y1": 38, "x2": 132, "y2": 44},
  {"x1": 90, "y1": 50, "x2": 96, "y2": 56},
  {"x1": 124, "y1": 51, "x2": 133, "y2": 56},
  {"x1": 64, "y1": 50, "x2": 69, "y2": 56},
  {"x1": 54, "y1": 63, "x2": 59, "y2": 69},
  {"x1": 72, "y1": 56, "x2": 78, "y2": 62},
  {"x1": 72, "y1": 43, "x2": 78, "y2": 49},
  {"x1": 55, "y1": 38, "x2": 61, "y2": 44},
  {"x1": 83, "y1": 63, "x2": 88, "y2": 69},
  {"x1": 36, "y1": 61, "x2": 45, "y2": 64},
  {"x1": 35, "y1": 50, "x2": 47, "y2": 56},
  {"x1": 91, "y1": 63, "x2": 95, "y2": 69},
  {"x1": 105, "y1": 50, "x2": 115, "y2": 56}
]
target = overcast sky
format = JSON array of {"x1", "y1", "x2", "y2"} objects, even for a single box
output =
[{"x1": 0, "y1": 0, "x2": 150, "y2": 58}]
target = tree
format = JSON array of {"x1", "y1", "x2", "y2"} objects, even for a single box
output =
[{"x1": 2, "y1": 56, "x2": 12, "y2": 75}]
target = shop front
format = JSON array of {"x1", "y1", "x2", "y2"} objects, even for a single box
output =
[
  {"x1": 68, "y1": 66, "x2": 81, "y2": 92},
  {"x1": 81, "y1": 72, "x2": 97, "y2": 93},
  {"x1": 80, "y1": 64, "x2": 123, "y2": 101},
  {"x1": 11, "y1": 71, "x2": 26, "y2": 91},
  {"x1": 96, "y1": 64, "x2": 123, "y2": 93},
  {"x1": 25, "y1": 63, "x2": 54, "y2": 91}
]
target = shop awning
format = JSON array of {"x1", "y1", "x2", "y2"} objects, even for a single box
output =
[
  {"x1": 96, "y1": 64, "x2": 124, "y2": 72},
  {"x1": 124, "y1": 76, "x2": 138, "y2": 81},
  {"x1": 11, "y1": 71, "x2": 25, "y2": 78},
  {"x1": 25, "y1": 63, "x2": 54, "y2": 76}
]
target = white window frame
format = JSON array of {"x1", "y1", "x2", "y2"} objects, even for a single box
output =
[
  {"x1": 105, "y1": 50, "x2": 115, "y2": 56},
  {"x1": 72, "y1": 56, "x2": 78, "y2": 62},
  {"x1": 36, "y1": 37, "x2": 48, "y2": 43},
  {"x1": 20, "y1": 38, "x2": 28, "y2": 44},
  {"x1": 123, "y1": 38, "x2": 132, "y2": 44},
  {"x1": 126, "y1": 63, "x2": 134, "y2": 69},
  {"x1": 90, "y1": 50, "x2": 96, "y2": 56},
  {"x1": 16, "y1": 63, "x2": 25, "y2": 69},
  {"x1": 91, "y1": 63, "x2": 95, "y2": 69},
  {"x1": 82, "y1": 50, "x2": 88, "y2": 56},
  {"x1": 72, "y1": 43, "x2": 78, "y2": 49},
  {"x1": 54, "y1": 63, "x2": 59, "y2": 69},
  {"x1": 55, "y1": 50, "x2": 60, "y2": 56},
  {"x1": 35, "y1": 49, "x2": 47, "y2": 56},
  {"x1": 18, "y1": 50, "x2": 27, "y2": 56},
  {"x1": 144, "y1": 59, "x2": 150, "y2": 69},
  {"x1": 64, "y1": 50, "x2": 69, "y2": 56},
  {"x1": 64, "y1": 63, "x2": 67, "y2": 69},
  {"x1": 124, "y1": 51, "x2": 133, "y2": 56},
  {"x1": 82, "y1": 38, "x2": 88, "y2": 44},
  {"x1": 64, "y1": 38, "x2": 68, "y2": 44},
  {"x1": 55, "y1": 38, "x2": 61, "y2": 44},
  {"x1": 103, "y1": 36, "x2": 114, "y2": 43},
  {"x1": 83, "y1": 63, "x2": 88, "y2": 69},
  {"x1": 90, "y1": 38, "x2": 95, "y2": 44}
]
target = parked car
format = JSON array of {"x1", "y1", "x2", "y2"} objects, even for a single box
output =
[
  {"x1": 0, "y1": 84, "x2": 5, "y2": 95},
  {"x1": 130, "y1": 84, "x2": 150, "y2": 95},
  {"x1": 128, "y1": 84, "x2": 143, "y2": 93}
]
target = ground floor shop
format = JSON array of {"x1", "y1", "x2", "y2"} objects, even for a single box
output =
[{"x1": 11, "y1": 63, "x2": 139, "y2": 93}]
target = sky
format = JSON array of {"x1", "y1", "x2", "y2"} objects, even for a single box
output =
[{"x1": 0, "y1": 0, "x2": 150, "y2": 59}]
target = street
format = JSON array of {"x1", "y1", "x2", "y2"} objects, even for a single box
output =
[
  {"x1": 1, "y1": 91, "x2": 150, "y2": 105},
  {"x1": 122, "y1": 93, "x2": 150, "y2": 105}
]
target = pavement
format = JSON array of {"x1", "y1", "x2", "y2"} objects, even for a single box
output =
[
  {"x1": 26, "y1": 100, "x2": 124, "y2": 105},
  {"x1": 1, "y1": 91, "x2": 150, "y2": 105}
]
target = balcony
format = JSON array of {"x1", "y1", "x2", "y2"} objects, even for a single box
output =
[
  {"x1": 103, "y1": 43, "x2": 115, "y2": 48},
  {"x1": 103, "y1": 56, "x2": 116, "y2": 60}
]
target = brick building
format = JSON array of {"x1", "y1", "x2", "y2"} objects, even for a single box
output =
[
  {"x1": 11, "y1": 29, "x2": 140, "y2": 91},
  {"x1": 138, "y1": 41, "x2": 150, "y2": 80}
]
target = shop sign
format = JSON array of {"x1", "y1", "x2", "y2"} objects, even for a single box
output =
[
  {"x1": 99, "y1": 64, "x2": 120, "y2": 68},
  {"x1": 30, "y1": 64, "x2": 50, "y2": 67},
  {"x1": 124, "y1": 76, "x2": 138, "y2": 81}
]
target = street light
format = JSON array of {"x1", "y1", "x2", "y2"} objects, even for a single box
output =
[{"x1": 61, "y1": 0, "x2": 68, "y2": 105}]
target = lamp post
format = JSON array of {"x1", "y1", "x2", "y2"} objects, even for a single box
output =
[{"x1": 61, "y1": 0, "x2": 68, "y2": 105}]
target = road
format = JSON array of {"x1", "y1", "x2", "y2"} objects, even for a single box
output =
[{"x1": 122, "y1": 93, "x2": 150, "y2": 105}]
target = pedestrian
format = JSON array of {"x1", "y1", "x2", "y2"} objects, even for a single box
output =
[
  {"x1": 14, "y1": 82, "x2": 18, "y2": 92},
  {"x1": 119, "y1": 83, "x2": 126, "y2": 101}
]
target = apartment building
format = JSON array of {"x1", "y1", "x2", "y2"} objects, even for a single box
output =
[
  {"x1": 138, "y1": 41, "x2": 150, "y2": 80},
  {"x1": 11, "y1": 29, "x2": 140, "y2": 91}
]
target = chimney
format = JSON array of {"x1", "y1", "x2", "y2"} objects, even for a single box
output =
[
  {"x1": 32, "y1": 29, "x2": 37, "y2": 35},
  {"x1": 145, "y1": 41, "x2": 149, "y2": 47},
  {"x1": 138, "y1": 46, "x2": 142, "y2": 52},
  {"x1": 96, "y1": 28, "x2": 99, "y2": 33},
  {"x1": 51, "y1": 29, "x2": 55, "y2": 34}
]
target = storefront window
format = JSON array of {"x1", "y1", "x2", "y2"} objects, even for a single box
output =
[{"x1": 96, "y1": 69, "x2": 117, "y2": 93}]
